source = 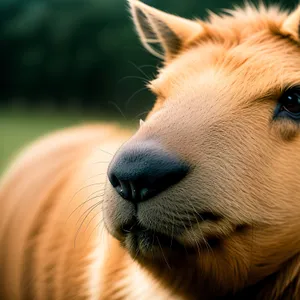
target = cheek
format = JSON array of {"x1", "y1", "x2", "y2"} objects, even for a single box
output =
[
  {"x1": 140, "y1": 104, "x2": 299, "y2": 224},
  {"x1": 266, "y1": 138, "x2": 300, "y2": 215},
  {"x1": 271, "y1": 119, "x2": 300, "y2": 140},
  {"x1": 184, "y1": 122, "x2": 286, "y2": 222},
  {"x1": 103, "y1": 186, "x2": 135, "y2": 238}
]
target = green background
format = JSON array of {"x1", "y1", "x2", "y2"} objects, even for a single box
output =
[{"x1": 0, "y1": 0, "x2": 297, "y2": 172}]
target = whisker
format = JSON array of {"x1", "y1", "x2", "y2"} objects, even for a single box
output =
[
  {"x1": 156, "y1": 237, "x2": 171, "y2": 270},
  {"x1": 138, "y1": 64, "x2": 157, "y2": 70},
  {"x1": 68, "y1": 183, "x2": 105, "y2": 206},
  {"x1": 131, "y1": 236, "x2": 141, "y2": 262},
  {"x1": 88, "y1": 216, "x2": 106, "y2": 243},
  {"x1": 84, "y1": 210, "x2": 102, "y2": 233},
  {"x1": 86, "y1": 172, "x2": 106, "y2": 180},
  {"x1": 67, "y1": 193, "x2": 103, "y2": 222},
  {"x1": 128, "y1": 61, "x2": 152, "y2": 81},
  {"x1": 151, "y1": 233, "x2": 155, "y2": 261},
  {"x1": 107, "y1": 101, "x2": 127, "y2": 120},
  {"x1": 175, "y1": 211, "x2": 190, "y2": 256},
  {"x1": 125, "y1": 87, "x2": 148, "y2": 110},
  {"x1": 117, "y1": 75, "x2": 149, "y2": 84},
  {"x1": 132, "y1": 110, "x2": 151, "y2": 121},
  {"x1": 75, "y1": 201, "x2": 102, "y2": 226},
  {"x1": 170, "y1": 214, "x2": 175, "y2": 249},
  {"x1": 74, "y1": 202, "x2": 102, "y2": 248},
  {"x1": 186, "y1": 199, "x2": 213, "y2": 254},
  {"x1": 184, "y1": 206, "x2": 202, "y2": 257},
  {"x1": 93, "y1": 148, "x2": 114, "y2": 156}
]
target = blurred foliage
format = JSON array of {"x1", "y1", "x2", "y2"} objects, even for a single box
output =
[
  {"x1": 0, "y1": 0, "x2": 298, "y2": 172},
  {"x1": 0, "y1": 0, "x2": 298, "y2": 118}
]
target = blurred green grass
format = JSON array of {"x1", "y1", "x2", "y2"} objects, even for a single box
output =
[{"x1": 0, "y1": 110, "x2": 135, "y2": 175}]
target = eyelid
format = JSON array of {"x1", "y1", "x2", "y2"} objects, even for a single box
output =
[
  {"x1": 278, "y1": 85, "x2": 300, "y2": 102},
  {"x1": 258, "y1": 85, "x2": 300, "y2": 103},
  {"x1": 284, "y1": 84, "x2": 300, "y2": 91},
  {"x1": 273, "y1": 87, "x2": 300, "y2": 121}
]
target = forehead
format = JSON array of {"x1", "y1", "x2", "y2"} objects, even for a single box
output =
[{"x1": 151, "y1": 32, "x2": 300, "y2": 102}]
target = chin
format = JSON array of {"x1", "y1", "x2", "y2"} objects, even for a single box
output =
[
  {"x1": 103, "y1": 186, "x2": 244, "y2": 268},
  {"x1": 121, "y1": 227, "x2": 188, "y2": 260}
]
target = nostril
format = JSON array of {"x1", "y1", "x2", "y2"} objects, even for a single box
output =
[
  {"x1": 108, "y1": 172, "x2": 135, "y2": 200},
  {"x1": 114, "y1": 183, "x2": 155, "y2": 202},
  {"x1": 115, "y1": 180, "x2": 132, "y2": 200},
  {"x1": 109, "y1": 174, "x2": 119, "y2": 188},
  {"x1": 140, "y1": 188, "x2": 149, "y2": 201},
  {"x1": 107, "y1": 140, "x2": 190, "y2": 203},
  {"x1": 115, "y1": 185, "x2": 124, "y2": 198}
]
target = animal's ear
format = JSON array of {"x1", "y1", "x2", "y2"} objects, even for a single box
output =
[
  {"x1": 128, "y1": 0, "x2": 203, "y2": 61},
  {"x1": 281, "y1": 5, "x2": 300, "y2": 42}
]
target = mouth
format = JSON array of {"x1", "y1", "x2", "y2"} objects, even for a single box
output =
[
  {"x1": 119, "y1": 221, "x2": 222, "y2": 260},
  {"x1": 103, "y1": 188, "x2": 248, "y2": 261}
]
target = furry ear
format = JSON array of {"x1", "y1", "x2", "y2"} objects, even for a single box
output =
[
  {"x1": 281, "y1": 5, "x2": 300, "y2": 42},
  {"x1": 128, "y1": 0, "x2": 203, "y2": 61}
]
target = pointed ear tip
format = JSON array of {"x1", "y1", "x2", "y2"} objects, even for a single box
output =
[
  {"x1": 127, "y1": 0, "x2": 134, "y2": 7},
  {"x1": 128, "y1": 0, "x2": 142, "y2": 7},
  {"x1": 127, "y1": 0, "x2": 143, "y2": 16},
  {"x1": 128, "y1": 0, "x2": 153, "y2": 11},
  {"x1": 280, "y1": 5, "x2": 300, "y2": 42},
  {"x1": 281, "y1": 5, "x2": 300, "y2": 28},
  {"x1": 127, "y1": 0, "x2": 137, "y2": 10}
]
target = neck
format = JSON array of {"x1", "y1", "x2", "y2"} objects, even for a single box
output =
[
  {"x1": 96, "y1": 244, "x2": 300, "y2": 300},
  {"x1": 233, "y1": 253, "x2": 300, "y2": 299},
  {"x1": 95, "y1": 237, "x2": 183, "y2": 300}
]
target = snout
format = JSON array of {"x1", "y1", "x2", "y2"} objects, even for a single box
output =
[
  {"x1": 103, "y1": 140, "x2": 229, "y2": 259},
  {"x1": 104, "y1": 140, "x2": 192, "y2": 257},
  {"x1": 107, "y1": 140, "x2": 189, "y2": 202}
]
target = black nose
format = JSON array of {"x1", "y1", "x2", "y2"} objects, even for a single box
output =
[{"x1": 107, "y1": 140, "x2": 189, "y2": 202}]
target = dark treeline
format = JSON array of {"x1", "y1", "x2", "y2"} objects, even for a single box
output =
[{"x1": 1, "y1": 0, "x2": 297, "y2": 118}]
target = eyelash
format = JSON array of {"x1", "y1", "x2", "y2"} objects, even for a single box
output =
[{"x1": 274, "y1": 87, "x2": 300, "y2": 121}]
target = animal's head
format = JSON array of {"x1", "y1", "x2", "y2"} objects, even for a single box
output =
[{"x1": 104, "y1": 1, "x2": 300, "y2": 296}]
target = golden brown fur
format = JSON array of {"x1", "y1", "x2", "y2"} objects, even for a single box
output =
[{"x1": 1, "y1": 1, "x2": 300, "y2": 299}]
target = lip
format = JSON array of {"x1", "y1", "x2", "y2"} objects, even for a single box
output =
[
  {"x1": 119, "y1": 222, "x2": 222, "y2": 259},
  {"x1": 121, "y1": 228, "x2": 190, "y2": 259},
  {"x1": 119, "y1": 211, "x2": 223, "y2": 237},
  {"x1": 106, "y1": 208, "x2": 238, "y2": 259}
]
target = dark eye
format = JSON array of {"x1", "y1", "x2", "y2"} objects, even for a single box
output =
[{"x1": 275, "y1": 87, "x2": 300, "y2": 120}]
